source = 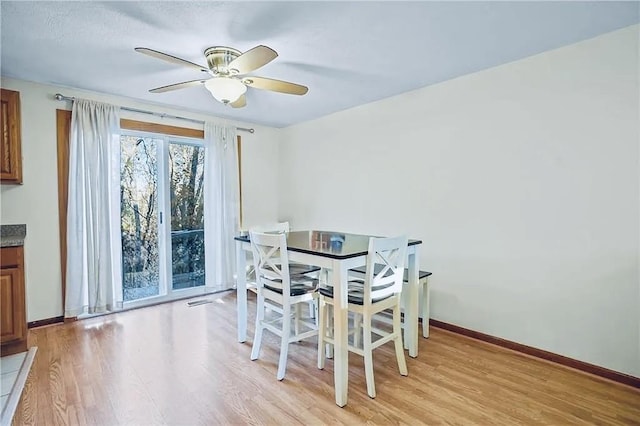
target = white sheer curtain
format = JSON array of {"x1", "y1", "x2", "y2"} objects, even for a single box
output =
[
  {"x1": 65, "y1": 99, "x2": 122, "y2": 317},
  {"x1": 203, "y1": 123, "x2": 239, "y2": 292}
]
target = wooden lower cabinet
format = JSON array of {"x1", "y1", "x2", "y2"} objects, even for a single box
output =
[{"x1": 1, "y1": 245, "x2": 27, "y2": 355}]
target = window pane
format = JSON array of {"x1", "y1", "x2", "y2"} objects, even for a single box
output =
[{"x1": 169, "y1": 142, "x2": 205, "y2": 290}]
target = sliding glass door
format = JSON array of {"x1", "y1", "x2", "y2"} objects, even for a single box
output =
[
  {"x1": 120, "y1": 136, "x2": 161, "y2": 302},
  {"x1": 120, "y1": 133, "x2": 206, "y2": 306}
]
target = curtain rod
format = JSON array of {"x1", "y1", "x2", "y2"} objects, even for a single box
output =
[{"x1": 54, "y1": 93, "x2": 255, "y2": 134}]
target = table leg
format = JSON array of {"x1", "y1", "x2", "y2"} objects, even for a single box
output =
[
  {"x1": 423, "y1": 278, "x2": 430, "y2": 338},
  {"x1": 406, "y1": 246, "x2": 420, "y2": 357},
  {"x1": 332, "y1": 259, "x2": 349, "y2": 407},
  {"x1": 236, "y1": 241, "x2": 247, "y2": 343}
]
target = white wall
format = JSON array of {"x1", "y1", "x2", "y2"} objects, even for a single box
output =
[
  {"x1": 0, "y1": 78, "x2": 281, "y2": 322},
  {"x1": 279, "y1": 25, "x2": 640, "y2": 377}
]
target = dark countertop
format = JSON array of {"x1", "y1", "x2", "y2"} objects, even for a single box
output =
[{"x1": 1, "y1": 224, "x2": 26, "y2": 247}]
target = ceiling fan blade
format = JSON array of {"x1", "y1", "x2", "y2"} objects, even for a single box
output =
[
  {"x1": 135, "y1": 47, "x2": 209, "y2": 73},
  {"x1": 230, "y1": 94, "x2": 247, "y2": 108},
  {"x1": 243, "y1": 76, "x2": 308, "y2": 95},
  {"x1": 149, "y1": 79, "x2": 207, "y2": 93},
  {"x1": 228, "y1": 45, "x2": 278, "y2": 75}
]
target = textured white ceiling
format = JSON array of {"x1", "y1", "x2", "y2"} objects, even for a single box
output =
[{"x1": 1, "y1": 1, "x2": 638, "y2": 127}]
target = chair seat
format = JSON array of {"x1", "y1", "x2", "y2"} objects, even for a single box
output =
[
  {"x1": 288, "y1": 263, "x2": 321, "y2": 277},
  {"x1": 318, "y1": 280, "x2": 393, "y2": 305},
  {"x1": 247, "y1": 263, "x2": 319, "y2": 282},
  {"x1": 265, "y1": 278, "x2": 319, "y2": 296},
  {"x1": 349, "y1": 265, "x2": 432, "y2": 282}
]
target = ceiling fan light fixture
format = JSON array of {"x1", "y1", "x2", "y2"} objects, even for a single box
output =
[{"x1": 204, "y1": 78, "x2": 247, "y2": 104}]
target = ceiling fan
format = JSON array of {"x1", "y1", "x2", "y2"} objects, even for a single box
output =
[{"x1": 135, "y1": 45, "x2": 308, "y2": 108}]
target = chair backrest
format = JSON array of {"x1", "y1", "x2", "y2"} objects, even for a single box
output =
[
  {"x1": 246, "y1": 222, "x2": 291, "y2": 283},
  {"x1": 362, "y1": 236, "x2": 408, "y2": 303},
  {"x1": 249, "y1": 230, "x2": 291, "y2": 294}
]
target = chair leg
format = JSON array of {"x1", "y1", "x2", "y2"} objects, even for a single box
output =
[
  {"x1": 363, "y1": 312, "x2": 376, "y2": 398},
  {"x1": 393, "y1": 300, "x2": 408, "y2": 376},
  {"x1": 308, "y1": 300, "x2": 316, "y2": 320},
  {"x1": 353, "y1": 313, "x2": 362, "y2": 349},
  {"x1": 277, "y1": 303, "x2": 292, "y2": 380},
  {"x1": 294, "y1": 303, "x2": 301, "y2": 337},
  {"x1": 251, "y1": 291, "x2": 265, "y2": 361},
  {"x1": 317, "y1": 298, "x2": 326, "y2": 369},
  {"x1": 326, "y1": 304, "x2": 334, "y2": 359}
]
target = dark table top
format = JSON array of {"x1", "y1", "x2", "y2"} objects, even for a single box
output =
[{"x1": 235, "y1": 230, "x2": 422, "y2": 260}]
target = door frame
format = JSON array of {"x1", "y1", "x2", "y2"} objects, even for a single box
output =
[{"x1": 56, "y1": 110, "x2": 242, "y2": 313}]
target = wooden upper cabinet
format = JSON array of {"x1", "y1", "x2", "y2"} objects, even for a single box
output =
[{"x1": 1, "y1": 88, "x2": 23, "y2": 184}]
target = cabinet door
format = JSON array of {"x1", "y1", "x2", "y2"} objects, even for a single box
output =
[
  {"x1": 0, "y1": 267, "x2": 25, "y2": 343},
  {"x1": 0, "y1": 88, "x2": 23, "y2": 183}
]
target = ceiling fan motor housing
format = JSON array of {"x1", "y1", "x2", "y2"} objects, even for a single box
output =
[{"x1": 204, "y1": 46, "x2": 242, "y2": 75}]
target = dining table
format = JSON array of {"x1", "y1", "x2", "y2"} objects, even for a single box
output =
[{"x1": 235, "y1": 230, "x2": 422, "y2": 407}]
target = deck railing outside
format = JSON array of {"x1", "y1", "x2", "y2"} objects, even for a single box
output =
[{"x1": 122, "y1": 228, "x2": 205, "y2": 301}]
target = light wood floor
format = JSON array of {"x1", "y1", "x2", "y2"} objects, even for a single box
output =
[{"x1": 13, "y1": 291, "x2": 640, "y2": 425}]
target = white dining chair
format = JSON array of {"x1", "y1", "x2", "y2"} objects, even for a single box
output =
[
  {"x1": 317, "y1": 235, "x2": 409, "y2": 398},
  {"x1": 246, "y1": 222, "x2": 320, "y2": 321},
  {"x1": 249, "y1": 230, "x2": 319, "y2": 380}
]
